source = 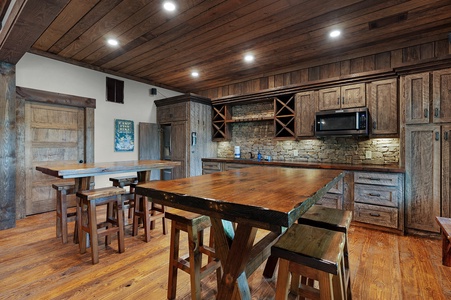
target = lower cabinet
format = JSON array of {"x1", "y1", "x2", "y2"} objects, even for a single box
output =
[
  {"x1": 201, "y1": 160, "x2": 405, "y2": 233},
  {"x1": 353, "y1": 171, "x2": 404, "y2": 232}
]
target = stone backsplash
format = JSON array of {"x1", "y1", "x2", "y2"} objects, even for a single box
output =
[{"x1": 216, "y1": 102, "x2": 399, "y2": 164}]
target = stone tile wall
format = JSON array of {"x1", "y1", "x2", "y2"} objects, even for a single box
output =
[{"x1": 216, "y1": 102, "x2": 399, "y2": 165}]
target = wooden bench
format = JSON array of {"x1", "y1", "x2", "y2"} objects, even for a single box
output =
[{"x1": 436, "y1": 216, "x2": 451, "y2": 266}]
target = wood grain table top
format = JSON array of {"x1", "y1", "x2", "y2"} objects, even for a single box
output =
[
  {"x1": 136, "y1": 166, "x2": 344, "y2": 229},
  {"x1": 36, "y1": 160, "x2": 180, "y2": 179}
]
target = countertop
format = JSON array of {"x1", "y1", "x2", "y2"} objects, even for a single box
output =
[{"x1": 202, "y1": 157, "x2": 405, "y2": 173}]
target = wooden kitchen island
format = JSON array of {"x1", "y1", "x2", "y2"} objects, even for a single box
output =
[{"x1": 135, "y1": 166, "x2": 343, "y2": 300}]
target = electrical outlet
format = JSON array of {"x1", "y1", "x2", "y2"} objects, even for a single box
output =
[
  {"x1": 365, "y1": 151, "x2": 372, "y2": 159},
  {"x1": 293, "y1": 150, "x2": 299, "y2": 156}
]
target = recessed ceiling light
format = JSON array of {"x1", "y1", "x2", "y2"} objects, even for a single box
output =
[
  {"x1": 191, "y1": 71, "x2": 199, "y2": 77},
  {"x1": 329, "y1": 30, "x2": 341, "y2": 38},
  {"x1": 107, "y1": 39, "x2": 118, "y2": 46},
  {"x1": 163, "y1": 1, "x2": 176, "y2": 11},
  {"x1": 244, "y1": 54, "x2": 254, "y2": 62}
]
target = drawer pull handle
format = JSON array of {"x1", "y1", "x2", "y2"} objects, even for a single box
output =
[
  {"x1": 368, "y1": 193, "x2": 381, "y2": 197},
  {"x1": 360, "y1": 177, "x2": 380, "y2": 181},
  {"x1": 369, "y1": 213, "x2": 381, "y2": 217}
]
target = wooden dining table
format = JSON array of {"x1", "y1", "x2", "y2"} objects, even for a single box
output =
[
  {"x1": 135, "y1": 166, "x2": 344, "y2": 300},
  {"x1": 36, "y1": 160, "x2": 181, "y2": 243}
]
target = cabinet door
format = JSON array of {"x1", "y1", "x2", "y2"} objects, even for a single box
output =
[
  {"x1": 442, "y1": 125, "x2": 451, "y2": 217},
  {"x1": 433, "y1": 69, "x2": 451, "y2": 123},
  {"x1": 295, "y1": 91, "x2": 317, "y2": 137},
  {"x1": 368, "y1": 79, "x2": 398, "y2": 135},
  {"x1": 404, "y1": 72, "x2": 430, "y2": 124},
  {"x1": 171, "y1": 122, "x2": 187, "y2": 179},
  {"x1": 341, "y1": 83, "x2": 366, "y2": 108},
  {"x1": 405, "y1": 125, "x2": 441, "y2": 232},
  {"x1": 318, "y1": 87, "x2": 340, "y2": 110}
]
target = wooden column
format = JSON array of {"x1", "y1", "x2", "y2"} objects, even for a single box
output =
[{"x1": 0, "y1": 61, "x2": 16, "y2": 230}]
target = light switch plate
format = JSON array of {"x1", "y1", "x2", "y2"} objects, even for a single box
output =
[
  {"x1": 293, "y1": 150, "x2": 299, "y2": 156},
  {"x1": 365, "y1": 151, "x2": 372, "y2": 159}
]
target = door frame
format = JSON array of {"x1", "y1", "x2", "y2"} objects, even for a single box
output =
[{"x1": 15, "y1": 86, "x2": 96, "y2": 219}]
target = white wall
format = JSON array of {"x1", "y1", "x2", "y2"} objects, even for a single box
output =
[{"x1": 16, "y1": 53, "x2": 182, "y2": 187}]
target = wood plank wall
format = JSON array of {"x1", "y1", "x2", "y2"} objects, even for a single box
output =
[{"x1": 198, "y1": 38, "x2": 451, "y2": 100}]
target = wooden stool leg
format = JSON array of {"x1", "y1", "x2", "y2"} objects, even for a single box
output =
[
  {"x1": 188, "y1": 226, "x2": 202, "y2": 300},
  {"x1": 275, "y1": 259, "x2": 290, "y2": 300},
  {"x1": 79, "y1": 200, "x2": 87, "y2": 254},
  {"x1": 88, "y1": 200, "x2": 99, "y2": 264},
  {"x1": 116, "y1": 196, "x2": 125, "y2": 253},
  {"x1": 142, "y1": 196, "x2": 151, "y2": 242},
  {"x1": 168, "y1": 221, "x2": 180, "y2": 300},
  {"x1": 132, "y1": 194, "x2": 140, "y2": 237},
  {"x1": 60, "y1": 189, "x2": 69, "y2": 244}
]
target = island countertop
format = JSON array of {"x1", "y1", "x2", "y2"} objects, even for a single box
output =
[{"x1": 202, "y1": 157, "x2": 404, "y2": 173}]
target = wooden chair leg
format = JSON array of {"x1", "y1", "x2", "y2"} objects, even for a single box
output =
[
  {"x1": 188, "y1": 226, "x2": 202, "y2": 300},
  {"x1": 60, "y1": 190, "x2": 69, "y2": 244}
]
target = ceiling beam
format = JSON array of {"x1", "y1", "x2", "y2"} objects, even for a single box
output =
[{"x1": 0, "y1": 0, "x2": 70, "y2": 64}]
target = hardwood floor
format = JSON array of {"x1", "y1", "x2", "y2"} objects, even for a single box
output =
[{"x1": 1, "y1": 210, "x2": 451, "y2": 300}]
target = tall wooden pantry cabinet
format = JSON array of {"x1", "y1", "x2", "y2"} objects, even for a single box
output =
[
  {"x1": 403, "y1": 68, "x2": 451, "y2": 234},
  {"x1": 155, "y1": 93, "x2": 217, "y2": 179}
]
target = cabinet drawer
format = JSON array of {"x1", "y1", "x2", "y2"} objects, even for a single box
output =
[
  {"x1": 202, "y1": 161, "x2": 222, "y2": 173},
  {"x1": 354, "y1": 203, "x2": 398, "y2": 229},
  {"x1": 316, "y1": 193, "x2": 343, "y2": 209},
  {"x1": 354, "y1": 184, "x2": 399, "y2": 207},
  {"x1": 354, "y1": 172, "x2": 400, "y2": 186},
  {"x1": 224, "y1": 163, "x2": 250, "y2": 170},
  {"x1": 328, "y1": 178, "x2": 343, "y2": 194}
]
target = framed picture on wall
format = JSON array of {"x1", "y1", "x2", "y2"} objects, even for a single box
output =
[{"x1": 114, "y1": 119, "x2": 134, "y2": 152}]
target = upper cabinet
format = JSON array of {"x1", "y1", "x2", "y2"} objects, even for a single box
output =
[
  {"x1": 318, "y1": 83, "x2": 366, "y2": 111},
  {"x1": 433, "y1": 69, "x2": 451, "y2": 123},
  {"x1": 295, "y1": 91, "x2": 317, "y2": 137},
  {"x1": 404, "y1": 72, "x2": 430, "y2": 124},
  {"x1": 368, "y1": 78, "x2": 398, "y2": 136},
  {"x1": 404, "y1": 69, "x2": 451, "y2": 125}
]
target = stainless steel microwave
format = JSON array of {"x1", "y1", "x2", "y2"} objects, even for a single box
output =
[{"x1": 315, "y1": 107, "x2": 368, "y2": 137}]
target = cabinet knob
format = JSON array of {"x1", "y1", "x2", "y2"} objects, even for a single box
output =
[
  {"x1": 435, "y1": 108, "x2": 439, "y2": 118},
  {"x1": 373, "y1": 121, "x2": 377, "y2": 129},
  {"x1": 435, "y1": 131, "x2": 440, "y2": 141},
  {"x1": 369, "y1": 213, "x2": 381, "y2": 217},
  {"x1": 342, "y1": 97, "x2": 344, "y2": 104},
  {"x1": 337, "y1": 97, "x2": 340, "y2": 105},
  {"x1": 445, "y1": 131, "x2": 449, "y2": 141},
  {"x1": 424, "y1": 109, "x2": 428, "y2": 118}
]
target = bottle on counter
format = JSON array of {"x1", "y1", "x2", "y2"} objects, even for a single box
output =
[{"x1": 257, "y1": 150, "x2": 262, "y2": 161}]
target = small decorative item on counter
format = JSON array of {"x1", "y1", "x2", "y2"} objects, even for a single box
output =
[
  {"x1": 234, "y1": 146, "x2": 241, "y2": 159},
  {"x1": 257, "y1": 150, "x2": 262, "y2": 161}
]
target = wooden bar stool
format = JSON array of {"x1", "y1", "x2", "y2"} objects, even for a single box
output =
[
  {"x1": 165, "y1": 209, "x2": 221, "y2": 300},
  {"x1": 76, "y1": 187, "x2": 126, "y2": 264},
  {"x1": 436, "y1": 217, "x2": 451, "y2": 266},
  {"x1": 53, "y1": 182, "x2": 76, "y2": 244},
  {"x1": 132, "y1": 182, "x2": 167, "y2": 242},
  {"x1": 272, "y1": 223, "x2": 346, "y2": 300},
  {"x1": 298, "y1": 206, "x2": 353, "y2": 299},
  {"x1": 109, "y1": 176, "x2": 138, "y2": 219}
]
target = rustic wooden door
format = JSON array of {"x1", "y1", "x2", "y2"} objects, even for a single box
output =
[
  {"x1": 25, "y1": 102, "x2": 85, "y2": 215},
  {"x1": 405, "y1": 125, "x2": 441, "y2": 233}
]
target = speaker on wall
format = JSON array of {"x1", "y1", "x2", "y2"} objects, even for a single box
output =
[{"x1": 150, "y1": 88, "x2": 157, "y2": 96}]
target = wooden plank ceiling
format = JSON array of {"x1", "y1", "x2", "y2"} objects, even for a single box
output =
[{"x1": 1, "y1": 0, "x2": 451, "y2": 93}]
